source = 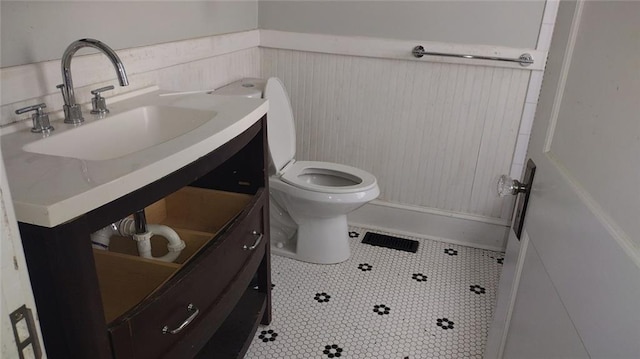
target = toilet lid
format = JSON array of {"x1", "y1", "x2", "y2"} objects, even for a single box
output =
[
  {"x1": 281, "y1": 161, "x2": 378, "y2": 194},
  {"x1": 264, "y1": 77, "x2": 296, "y2": 174}
]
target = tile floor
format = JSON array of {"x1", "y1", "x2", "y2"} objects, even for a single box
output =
[{"x1": 245, "y1": 227, "x2": 504, "y2": 359}]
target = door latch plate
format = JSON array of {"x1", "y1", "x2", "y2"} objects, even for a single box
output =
[
  {"x1": 9, "y1": 305, "x2": 42, "y2": 359},
  {"x1": 513, "y1": 159, "x2": 536, "y2": 240}
]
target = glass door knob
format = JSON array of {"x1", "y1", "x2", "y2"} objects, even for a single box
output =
[{"x1": 497, "y1": 174, "x2": 528, "y2": 197}]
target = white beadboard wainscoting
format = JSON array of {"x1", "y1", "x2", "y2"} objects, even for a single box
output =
[
  {"x1": 0, "y1": 30, "x2": 261, "y2": 127},
  {"x1": 261, "y1": 33, "x2": 545, "y2": 250},
  {"x1": 1, "y1": 27, "x2": 551, "y2": 250}
]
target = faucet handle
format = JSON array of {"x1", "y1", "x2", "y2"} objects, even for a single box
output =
[
  {"x1": 15, "y1": 103, "x2": 46, "y2": 115},
  {"x1": 56, "y1": 83, "x2": 70, "y2": 105},
  {"x1": 90, "y1": 85, "x2": 114, "y2": 114},
  {"x1": 90, "y1": 85, "x2": 115, "y2": 96},
  {"x1": 15, "y1": 103, "x2": 54, "y2": 133},
  {"x1": 56, "y1": 83, "x2": 66, "y2": 98}
]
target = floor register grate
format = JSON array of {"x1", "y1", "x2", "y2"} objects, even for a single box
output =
[{"x1": 361, "y1": 232, "x2": 419, "y2": 253}]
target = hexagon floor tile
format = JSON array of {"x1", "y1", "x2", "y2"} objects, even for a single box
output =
[{"x1": 244, "y1": 227, "x2": 504, "y2": 359}]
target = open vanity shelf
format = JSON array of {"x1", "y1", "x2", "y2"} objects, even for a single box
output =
[
  {"x1": 96, "y1": 187, "x2": 254, "y2": 324},
  {"x1": 18, "y1": 118, "x2": 271, "y2": 359}
]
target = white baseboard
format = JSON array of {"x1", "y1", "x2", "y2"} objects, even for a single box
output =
[{"x1": 348, "y1": 200, "x2": 509, "y2": 252}]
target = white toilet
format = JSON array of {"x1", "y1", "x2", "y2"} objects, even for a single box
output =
[{"x1": 214, "y1": 77, "x2": 380, "y2": 264}]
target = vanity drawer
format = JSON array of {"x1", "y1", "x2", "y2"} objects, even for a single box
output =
[
  {"x1": 95, "y1": 187, "x2": 254, "y2": 323},
  {"x1": 104, "y1": 188, "x2": 266, "y2": 358}
]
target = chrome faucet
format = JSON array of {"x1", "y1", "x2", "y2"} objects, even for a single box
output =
[{"x1": 60, "y1": 39, "x2": 129, "y2": 124}]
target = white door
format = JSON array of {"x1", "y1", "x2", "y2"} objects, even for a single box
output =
[
  {"x1": 1, "y1": 151, "x2": 45, "y2": 357},
  {"x1": 486, "y1": 1, "x2": 640, "y2": 358}
]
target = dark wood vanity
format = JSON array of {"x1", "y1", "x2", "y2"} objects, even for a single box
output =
[{"x1": 18, "y1": 118, "x2": 271, "y2": 358}]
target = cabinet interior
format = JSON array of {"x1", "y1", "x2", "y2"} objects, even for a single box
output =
[{"x1": 94, "y1": 186, "x2": 253, "y2": 323}]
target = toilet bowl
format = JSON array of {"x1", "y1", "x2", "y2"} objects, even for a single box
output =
[{"x1": 213, "y1": 77, "x2": 379, "y2": 264}]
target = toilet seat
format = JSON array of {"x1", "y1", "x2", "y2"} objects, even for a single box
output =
[
  {"x1": 213, "y1": 77, "x2": 380, "y2": 264},
  {"x1": 280, "y1": 160, "x2": 377, "y2": 194}
]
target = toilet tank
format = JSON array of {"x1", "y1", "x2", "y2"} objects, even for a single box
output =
[{"x1": 212, "y1": 78, "x2": 266, "y2": 98}]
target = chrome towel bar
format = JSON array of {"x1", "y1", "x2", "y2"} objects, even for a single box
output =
[{"x1": 412, "y1": 45, "x2": 534, "y2": 67}]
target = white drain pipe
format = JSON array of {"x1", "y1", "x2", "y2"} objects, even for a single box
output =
[
  {"x1": 91, "y1": 223, "x2": 119, "y2": 250},
  {"x1": 91, "y1": 219, "x2": 186, "y2": 263}
]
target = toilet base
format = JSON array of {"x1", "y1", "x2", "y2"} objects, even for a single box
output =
[{"x1": 270, "y1": 215, "x2": 351, "y2": 264}]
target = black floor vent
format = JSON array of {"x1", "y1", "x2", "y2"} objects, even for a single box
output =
[{"x1": 361, "y1": 233, "x2": 419, "y2": 253}]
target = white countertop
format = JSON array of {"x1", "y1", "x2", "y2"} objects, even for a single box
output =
[{"x1": 1, "y1": 89, "x2": 268, "y2": 227}]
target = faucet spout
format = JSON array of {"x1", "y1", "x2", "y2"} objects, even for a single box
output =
[{"x1": 60, "y1": 38, "x2": 129, "y2": 124}]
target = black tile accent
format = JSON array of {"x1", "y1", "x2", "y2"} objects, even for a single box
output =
[
  {"x1": 358, "y1": 263, "x2": 373, "y2": 271},
  {"x1": 323, "y1": 344, "x2": 343, "y2": 358},
  {"x1": 258, "y1": 329, "x2": 278, "y2": 342},
  {"x1": 436, "y1": 318, "x2": 455, "y2": 330},
  {"x1": 348, "y1": 231, "x2": 360, "y2": 238},
  {"x1": 362, "y1": 232, "x2": 419, "y2": 253},
  {"x1": 412, "y1": 273, "x2": 428, "y2": 282},
  {"x1": 373, "y1": 304, "x2": 391, "y2": 315},
  {"x1": 314, "y1": 292, "x2": 331, "y2": 303},
  {"x1": 470, "y1": 285, "x2": 486, "y2": 294},
  {"x1": 444, "y1": 248, "x2": 458, "y2": 256}
]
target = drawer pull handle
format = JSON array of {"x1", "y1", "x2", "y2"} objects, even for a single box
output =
[
  {"x1": 162, "y1": 303, "x2": 199, "y2": 335},
  {"x1": 243, "y1": 231, "x2": 263, "y2": 251}
]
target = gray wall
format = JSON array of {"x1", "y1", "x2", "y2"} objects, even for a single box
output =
[
  {"x1": 1, "y1": 1, "x2": 258, "y2": 68},
  {"x1": 259, "y1": 1, "x2": 545, "y2": 48},
  {"x1": 2, "y1": 1, "x2": 545, "y2": 67}
]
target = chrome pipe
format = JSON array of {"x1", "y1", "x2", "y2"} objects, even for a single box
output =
[
  {"x1": 60, "y1": 38, "x2": 129, "y2": 124},
  {"x1": 133, "y1": 209, "x2": 147, "y2": 234}
]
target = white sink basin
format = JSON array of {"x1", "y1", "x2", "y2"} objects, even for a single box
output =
[
  {"x1": 1, "y1": 87, "x2": 268, "y2": 227},
  {"x1": 23, "y1": 105, "x2": 215, "y2": 161}
]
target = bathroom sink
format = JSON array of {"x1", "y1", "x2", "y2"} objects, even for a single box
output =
[
  {"x1": 23, "y1": 105, "x2": 215, "y2": 161},
  {"x1": 1, "y1": 87, "x2": 268, "y2": 227}
]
